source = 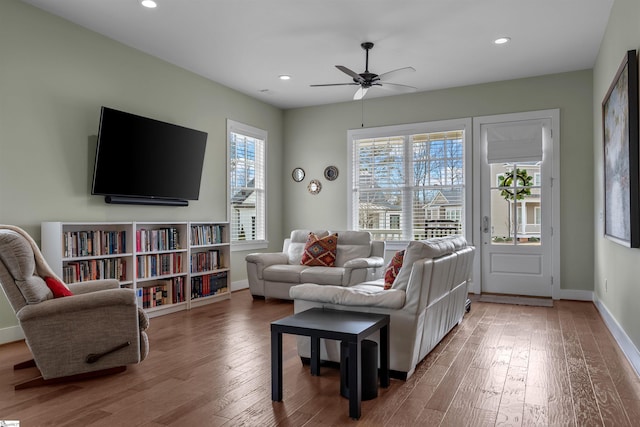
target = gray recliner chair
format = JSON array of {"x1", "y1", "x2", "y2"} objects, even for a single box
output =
[{"x1": 0, "y1": 225, "x2": 149, "y2": 389}]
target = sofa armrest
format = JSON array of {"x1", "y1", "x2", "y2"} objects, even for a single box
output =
[
  {"x1": 245, "y1": 252, "x2": 289, "y2": 267},
  {"x1": 67, "y1": 279, "x2": 120, "y2": 295},
  {"x1": 343, "y1": 256, "x2": 385, "y2": 269},
  {"x1": 17, "y1": 288, "x2": 137, "y2": 322}
]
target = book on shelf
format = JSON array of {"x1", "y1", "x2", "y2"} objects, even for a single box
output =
[
  {"x1": 136, "y1": 227, "x2": 180, "y2": 252},
  {"x1": 191, "y1": 271, "x2": 228, "y2": 299},
  {"x1": 136, "y1": 253, "x2": 183, "y2": 278},
  {"x1": 63, "y1": 230, "x2": 127, "y2": 258},
  {"x1": 63, "y1": 257, "x2": 126, "y2": 283},
  {"x1": 190, "y1": 224, "x2": 224, "y2": 246},
  {"x1": 137, "y1": 277, "x2": 186, "y2": 308},
  {"x1": 190, "y1": 249, "x2": 220, "y2": 272}
]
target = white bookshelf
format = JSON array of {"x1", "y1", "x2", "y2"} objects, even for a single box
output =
[{"x1": 41, "y1": 221, "x2": 231, "y2": 318}]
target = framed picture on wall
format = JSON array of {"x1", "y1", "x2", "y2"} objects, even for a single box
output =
[{"x1": 602, "y1": 49, "x2": 639, "y2": 247}]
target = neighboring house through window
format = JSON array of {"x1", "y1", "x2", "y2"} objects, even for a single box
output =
[{"x1": 228, "y1": 120, "x2": 267, "y2": 250}]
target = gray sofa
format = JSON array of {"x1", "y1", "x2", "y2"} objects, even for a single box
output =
[
  {"x1": 290, "y1": 235, "x2": 475, "y2": 380},
  {"x1": 245, "y1": 229, "x2": 385, "y2": 300}
]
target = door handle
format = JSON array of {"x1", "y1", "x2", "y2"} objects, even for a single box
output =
[{"x1": 482, "y1": 216, "x2": 489, "y2": 233}]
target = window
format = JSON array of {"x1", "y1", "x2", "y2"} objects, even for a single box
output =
[
  {"x1": 348, "y1": 119, "x2": 471, "y2": 242},
  {"x1": 228, "y1": 120, "x2": 266, "y2": 248}
]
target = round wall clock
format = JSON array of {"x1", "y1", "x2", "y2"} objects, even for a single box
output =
[{"x1": 307, "y1": 179, "x2": 322, "y2": 195}]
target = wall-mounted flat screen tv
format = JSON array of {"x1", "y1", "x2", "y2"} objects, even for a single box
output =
[{"x1": 91, "y1": 107, "x2": 208, "y2": 206}]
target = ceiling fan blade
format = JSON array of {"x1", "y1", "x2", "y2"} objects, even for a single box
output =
[
  {"x1": 377, "y1": 66, "x2": 416, "y2": 82},
  {"x1": 379, "y1": 82, "x2": 417, "y2": 94},
  {"x1": 310, "y1": 83, "x2": 359, "y2": 87},
  {"x1": 336, "y1": 65, "x2": 364, "y2": 83},
  {"x1": 353, "y1": 86, "x2": 369, "y2": 100}
]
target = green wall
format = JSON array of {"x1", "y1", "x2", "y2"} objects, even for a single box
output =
[
  {"x1": 593, "y1": 0, "x2": 640, "y2": 351},
  {"x1": 0, "y1": 0, "x2": 284, "y2": 332},
  {"x1": 283, "y1": 70, "x2": 594, "y2": 293}
]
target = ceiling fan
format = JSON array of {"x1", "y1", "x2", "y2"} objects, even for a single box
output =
[{"x1": 311, "y1": 42, "x2": 417, "y2": 100}]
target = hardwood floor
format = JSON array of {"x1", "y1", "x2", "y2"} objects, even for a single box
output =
[{"x1": 2, "y1": 290, "x2": 640, "y2": 426}]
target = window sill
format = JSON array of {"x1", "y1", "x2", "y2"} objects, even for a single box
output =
[{"x1": 231, "y1": 240, "x2": 269, "y2": 252}]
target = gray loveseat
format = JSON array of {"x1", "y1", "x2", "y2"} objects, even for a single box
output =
[{"x1": 245, "y1": 229, "x2": 385, "y2": 300}]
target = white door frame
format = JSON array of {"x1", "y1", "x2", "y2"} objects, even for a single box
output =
[{"x1": 471, "y1": 109, "x2": 561, "y2": 299}]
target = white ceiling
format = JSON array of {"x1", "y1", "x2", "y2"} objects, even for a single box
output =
[{"x1": 21, "y1": 0, "x2": 613, "y2": 110}]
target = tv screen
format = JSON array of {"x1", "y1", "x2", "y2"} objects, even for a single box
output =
[{"x1": 92, "y1": 107, "x2": 207, "y2": 204}]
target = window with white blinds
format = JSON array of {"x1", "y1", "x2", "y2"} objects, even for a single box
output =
[
  {"x1": 349, "y1": 119, "x2": 470, "y2": 242},
  {"x1": 228, "y1": 120, "x2": 266, "y2": 246}
]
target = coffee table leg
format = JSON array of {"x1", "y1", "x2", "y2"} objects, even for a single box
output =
[
  {"x1": 347, "y1": 340, "x2": 361, "y2": 419},
  {"x1": 310, "y1": 336, "x2": 320, "y2": 376},
  {"x1": 380, "y1": 324, "x2": 390, "y2": 388},
  {"x1": 271, "y1": 329, "x2": 283, "y2": 401}
]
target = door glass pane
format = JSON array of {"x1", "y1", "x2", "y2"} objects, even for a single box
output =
[{"x1": 490, "y1": 162, "x2": 541, "y2": 245}]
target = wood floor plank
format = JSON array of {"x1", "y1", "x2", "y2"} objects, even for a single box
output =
[{"x1": 1, "y1": 292, "x2": 640, "y2": 426}]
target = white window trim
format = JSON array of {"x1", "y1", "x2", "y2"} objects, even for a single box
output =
[
  {"x1": 347, "y1": 118, "x2": 472, "y2": 251},
  {"x1": 227, "y1": 119, "x2": 268, "y2": 252}
]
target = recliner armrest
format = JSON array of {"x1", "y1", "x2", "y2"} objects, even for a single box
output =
[
  {"x1": 343, "y1": 256, "x2": 385, "y2": 269},
  {"x1": 67, "y1": 279, "x2": 120, "y2": 295},
  {"x1": 16, "y1": 288, "x2": 137, "y2": 322}
]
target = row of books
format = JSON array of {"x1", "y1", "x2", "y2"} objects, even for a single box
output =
[
  {"x1": 136, "y1": 277, "x2": 186, "y2": 308},
  {"x1": 136, "y1": 253, "x2": 183, "y2": 278},
  {"x1": 190, "y1": 250, "x2": 221, "y2": 272},
  {"x1": 190, "y1": 224, "x2": 225, "y2": 245},
  {"x1": 63, "y1": 230, "x2": 127, "y2": 258},
  {"x1": 191, "y1": 272, "x2": 228, "y2": 299},
  {"x1": 136, "y1": 227, "x2": 180, "y2": 252},
  {"x1": 62, "y1": 258, "x2": 127, "y2": 283}
]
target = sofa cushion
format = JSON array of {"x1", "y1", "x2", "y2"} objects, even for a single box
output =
[
  {"x1": 263, "y1": 264, "x2": 307, "y2": 282},
  {"x1": 290, "y1": 283, "x2": 405, "y2": 309},
  {"x1": 392, "y1": 236, "x2": 465, "y2": 291},
  {"x1": 300, "y1": 266, "x2": 345, "y2": 286},
  {"x1": 329, "y1": 230, "x2": 372, "y2": 267},
  {"x1": 287, "y1": 230, "x2": 329, "y2": 264},
  {"x1": 384, "y1": 250, "x2": 405, "y2": 290},
  {"x1": 301, "y1": 233, "x2": 338, "y2": 267}
]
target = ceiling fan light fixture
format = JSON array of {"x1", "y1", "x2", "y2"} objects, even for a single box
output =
[
  {"x1": 140, "y1": 0, "x2": 157, "y2": 8},
  {"x1": 494, "y1": 37, "x2": 511, "y2": 45}
]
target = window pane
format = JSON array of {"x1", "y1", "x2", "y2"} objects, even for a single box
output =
[
  {"x1": 229, "y1": 124, "x2": 266, "y2": 243},
  {"x1": 357, "y1": 188, "x2": 403, "y2": 241},
  {"x1": 490, "y1": 162, "x2": 541, "y2": 245}
]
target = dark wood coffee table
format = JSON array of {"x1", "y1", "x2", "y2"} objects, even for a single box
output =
[{"x1": 271, "y1": 307, "x2": 390, "y2": 419}]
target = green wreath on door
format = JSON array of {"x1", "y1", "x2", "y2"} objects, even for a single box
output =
[{"x1": 498, "y1": 168, "x2": 533, "y2": 200}]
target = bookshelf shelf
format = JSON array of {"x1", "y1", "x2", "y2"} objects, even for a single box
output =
[{"x1": 41, "y1": 220, "x2": 231, "y2": 318}]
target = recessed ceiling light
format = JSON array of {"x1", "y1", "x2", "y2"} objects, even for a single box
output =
[
  {"x1": 494, "y1": 37, "x2": 511, "y2": 45},
  {"x1": 279, "y1": 75, "x2": 291, "y2": 81},
  {"x1": 141, "y1": 0, "x2": 157, "y2": 8}
]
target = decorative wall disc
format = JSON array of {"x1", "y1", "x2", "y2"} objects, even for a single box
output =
[
  {"x1": 324, "y1": 166, "x2": 339, "y2": 181},
  {"x1": 308, "y1": 179, "x2": 322, "y2": 195}
]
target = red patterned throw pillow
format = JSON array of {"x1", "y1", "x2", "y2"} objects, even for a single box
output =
[
  {"x1": 383, "y1": 250, "x2": 405, "y2": 289},
  {"x1": 45, "y1": 276, "x2": 74, "y2": 298},
  {"x1": 300, "y1": 232, "x2": 338, "y2": 267}
]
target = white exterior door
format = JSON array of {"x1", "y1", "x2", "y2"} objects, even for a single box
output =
[{"x1": 473, "y1": 110, "x2": 559, "y2": 297}]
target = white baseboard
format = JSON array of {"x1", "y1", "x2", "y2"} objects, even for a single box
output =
[
  {"x1": 594, "y1": 296, "x2": 640, "y2": 377},
  {"x1": 556, "y1": 288, "x2": 594, "y2": 301},
  {"x1": 0, "y1": 324, "x2": 24, "y2": 345},
  {"x1": 231, "y1": 279, "x2": 249, "y2": 293}
]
